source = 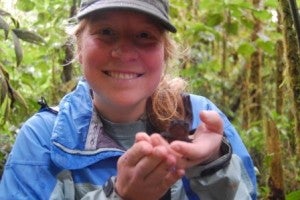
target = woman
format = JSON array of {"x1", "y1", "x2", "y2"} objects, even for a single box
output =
[{"x1": 0, "y1": 0, "x2": 257, "y2": 199}]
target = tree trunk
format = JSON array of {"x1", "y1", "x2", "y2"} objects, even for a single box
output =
[
  {"x1": 278, "y1": 0, "x2": 300, "y2": 161},
  {"x1": 249, "y1": 0, "x2": 263, "y2": 123},
  {"x1": 275, "y1": 41, "x2": 284, "y2": 114},
  {"x1": 265, "y1": 119, "x2": 285, "y2": 200},
  {"x1": 61, "y1": 0, "x2": 77, "y2": 83},
  {"x1": 264, "y1": 40, "x2": 286, "y2": 200},
  {"x1": 242, "y1": 0, "x2": 263, "y2": 129},
  {"x1": 249, "y1": 50, "x2": 262, "y2": 122},
  {"x1": 242, "y1": 62, "x2": 250, "y2": 129}
]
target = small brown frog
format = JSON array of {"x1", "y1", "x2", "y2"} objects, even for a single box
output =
[{"x1": 161, "y1": 120, "x2": 192, "y2": 143}]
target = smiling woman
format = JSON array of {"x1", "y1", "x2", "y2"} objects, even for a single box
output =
[
  {"x1": 0, "y1": 0, "x2": 257, "y2": 200},
  {"x1": 78, "y1": 10, "x2": 166, "y2": 123}
]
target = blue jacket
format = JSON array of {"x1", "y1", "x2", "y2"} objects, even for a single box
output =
[{"x1": 0, "y1": 79, "x2": 257, "y2": 199}]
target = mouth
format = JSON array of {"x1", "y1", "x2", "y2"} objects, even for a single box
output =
[{"x1": 104, "y1": 71, "x2": 143, "y2": 79}]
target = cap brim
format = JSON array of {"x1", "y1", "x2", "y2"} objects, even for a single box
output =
[{"x1": 77, "y1": 1, "x2": 177, "y2": 33}]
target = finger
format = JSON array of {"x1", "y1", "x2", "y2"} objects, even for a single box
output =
[
  {"x1": 150, "y1": 133, "x2": 170, "y2": 147},
  {"x1": 170, "y1": 133, "x2": 223, "y2": 167},
  {"x1": 199, "y1": 110, "x2": 223, "y2": 134},
  {"x1": 118, "y1": 141, "x2": 153, "y2": 167},
  {"x1": 135, "y1": 132, "x2": 151, "y2": 143},
  {"x1": 133, "y1": 145, "x2": 170, "y2": 180},
  {"x1": 172, "y1": 133, "x2": 223, "y2": 158},
  {"x1": 169, "y1": 141, "x2": 200, "y2": 168},
  {"x1": 150, "y1": 134, "x2": 182, "y2": 158},
  {"x1": 144, "y1": 148, "x2": 177, "y2": 184}
]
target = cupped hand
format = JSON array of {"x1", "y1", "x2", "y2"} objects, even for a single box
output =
[
  {"x1": 170, "y1": 110, "x2": 224, "y2": 169},
  {"x1": 115, "y1": 134, "x2": 184, "y2": 200}
]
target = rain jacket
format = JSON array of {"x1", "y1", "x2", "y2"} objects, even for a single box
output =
[{"x1": 0, "y1": 79, "x2": 257, "y2": 200}]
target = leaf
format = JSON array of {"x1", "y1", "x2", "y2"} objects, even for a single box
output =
[
  {"x1": 0, "y1": 65, "x2": 9, "y2": 104},
  {"x1": 11, "y1": 88, "x2": 28, "y2": 109},
  {"x1": 0, "y1": 95, "x2": 11, "y2": 125},
  {"x1": 224, "y1": 21, "x2": 239, "y2": 35},
  {"x1": 252, "y1": 9, "x2": 272, "y2": 21},
  {"x1": 205, "y1": 13, "x2": 224, "y2": 27},
  {"x1": 227, "y1": 1, "x2": 252, "y2": 10},
  {"x1": 241, "y1": 18, "x2": 254, "y2": 30},
  {"x1": 264, "y1": 0, "x2": 278, "y2": 8},
  {"x1": 0, "y1": 9, "x2": 11, "y2": 17},
  {"x1": 37, "y1": 12, "x2": 51, "y2": 23},
  {"x1": 0, "y1": 65, "x2": 27, "y2": 109},
  {"x1": 0, "y1": 16, "x2": 9, "y2": 39},
  {"x1": 12, "y1": 29, "x2": 45, "y2": 45},
  {"x1": 11, "y1": 32, "x2": 23, "y2": 66},
  {"x1": 256, "y1": 40, "x2": 275, "y2": 55},
  {"x1": 16, "y1": 0, "x2": 35, "y2": 12},
  {"x1": 237, "y1": 42, "x2": 256, "y2": 57},
  {"x1": 200, "y1": 1, "x2": 223, "y2": 11},
  {"x1": 229, "y1": 5, "x2": 243, "y2": 18},
  {"x1": 286, "y1": 190, "x2": 300, "y2": 200},
  {"x1": 10, "y1": 17, "x2": 20, "y2": 29}
]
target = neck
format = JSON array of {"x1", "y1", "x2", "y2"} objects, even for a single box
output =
[{"x1": 93, "y1": 99, "x2": 147, "y2": 123}]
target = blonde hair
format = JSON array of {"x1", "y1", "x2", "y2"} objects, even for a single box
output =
[{"x1": 72, "y1": 18, "x2": 188, "y2": 132}]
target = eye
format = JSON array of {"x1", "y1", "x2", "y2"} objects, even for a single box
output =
[
  {"x1": 98, "y1": 28, "x2": 115, "y2": 36},
  {"x1": 135, "y1": 31, "x2": 159, "y2": 42},
  {"x1": 134, "y1": 30, "x2": 161, "y2": 47},
  {"x1": 138, "y1": 32, "x2": 150, "y2": 38},
  {"x1": 91, "y1": 27, "x2": 113, "y2": 36},
  {"x1": 91, "y1": 27, "x2": 117, "y2": 43}
]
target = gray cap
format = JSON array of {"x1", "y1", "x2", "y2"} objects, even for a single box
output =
[{"x1": 77, "y1": 0, "x2": 177, "y2": 33}]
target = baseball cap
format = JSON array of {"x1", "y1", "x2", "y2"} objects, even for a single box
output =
[{"x1": 77, "y1": 0, "x2": 177, "y2": 33}]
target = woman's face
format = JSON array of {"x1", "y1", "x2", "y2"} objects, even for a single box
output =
[{"x1": 78, "y1": 10, "x2": 165, "y2": 122}]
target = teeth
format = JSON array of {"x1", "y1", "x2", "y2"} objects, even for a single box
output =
[{"x1": 107, "y1": 71, "x2": 139, "y2": 79}]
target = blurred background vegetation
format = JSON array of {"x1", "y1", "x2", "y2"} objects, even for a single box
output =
[{"x1": 0, "y1": 0, "x2": 299, "y2": 199}]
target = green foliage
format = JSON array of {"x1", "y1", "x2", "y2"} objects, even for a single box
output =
[
  {"x1": 237, "y1": 42, "x2": 256, "y2": 57},
  {"x1": 286, "y1": 190, "x2": 300, "y2": 200},
  {"x1": 171, "y1": 0, "x2": 299, "y2": 197},
  {"x1": 16, "y1": 0, "x2": 35, "y2": 12},
  {"x1": 0, "y1": 9, "x2": 45, "y2": 126},
  {"x1": 0, "y1": 0, "x2": 80, "y2": 173},
  {"x1": 0, "y1": 0, "x2": 299, "y2": 198}
]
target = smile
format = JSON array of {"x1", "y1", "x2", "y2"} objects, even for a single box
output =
[{"x1": 104, "y1": 71, "x2": 142, "y2": 79}]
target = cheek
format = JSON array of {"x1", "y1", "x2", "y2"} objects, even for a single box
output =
[
  {"x1": 80, "y1": 40, "x2": 108, "y2": 71},
  {"x1": 145, "y1": 47, "x2": 165, "y2": 92},
  {"x1": 145, "y1": 45, "x2": 165, "y2": 74},
  {"x1": 80, "y1": 40, "x2": 96, "y2": 63}
]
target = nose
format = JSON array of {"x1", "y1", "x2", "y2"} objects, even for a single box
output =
[{"x1": 111, "y1": 38, "x2": 138, "y2": 62}]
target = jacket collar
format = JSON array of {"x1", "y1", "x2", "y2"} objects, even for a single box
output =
[{"x1": 50, "y1": 79, "x2": 123, "y2": 169}]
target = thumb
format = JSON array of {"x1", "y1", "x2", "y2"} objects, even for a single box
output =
[{"x1": 199, "y1": 110, "x2": 223, "y2": 134}]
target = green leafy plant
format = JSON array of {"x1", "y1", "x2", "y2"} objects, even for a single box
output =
[
  {"x1": 0, "y1": 1, "x2": 299, "y2": 198},
  {"x1": 286, "y1": 190, "x2": 300, "y2": 200}
]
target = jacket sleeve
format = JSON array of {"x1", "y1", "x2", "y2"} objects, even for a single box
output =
[
  {"x1": 48, "y1": 171, "x2": 123, "y2": 200},
  {"x1": 0, "y1": 111, "x2": 60, "y2": 200},
  {"x1": 0, "y1": 111, "x2": 123, "y2": 200},
  {"x1": 188, "y1": 94, "x2": 257, "y2": 200},
  {"x1": 185, "y1": 140, "x2": 254, "y2": 200}
]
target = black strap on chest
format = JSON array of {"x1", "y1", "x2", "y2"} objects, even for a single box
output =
[{"x1": 38, "y1": 97, "x2": 59, "y2": 115}]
